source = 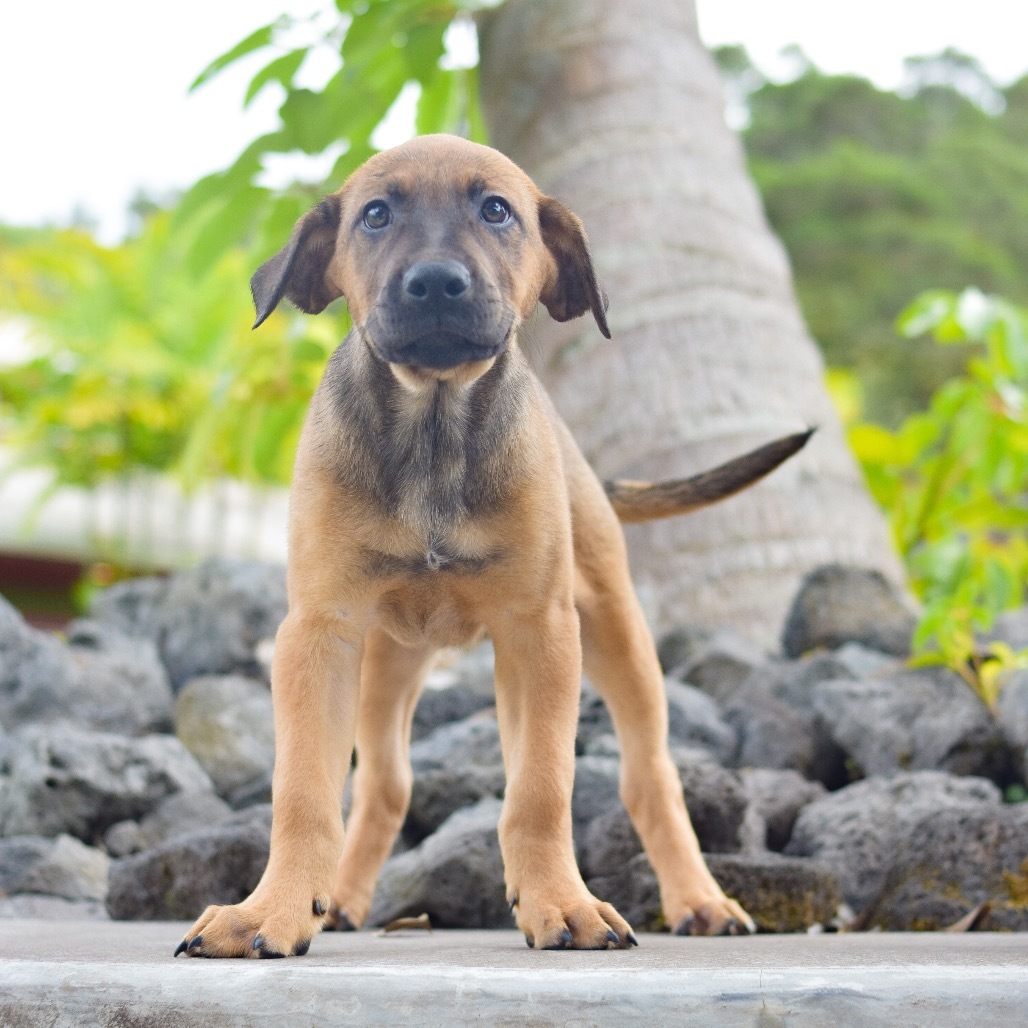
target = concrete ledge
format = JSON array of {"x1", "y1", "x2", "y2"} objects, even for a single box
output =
[{"x1": 1, "y1": 922, "x2": 1025, "y2": 1026}]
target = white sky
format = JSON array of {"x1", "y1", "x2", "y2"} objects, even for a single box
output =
[{"x1": 1, "y1": 0, "x2": 1025, "y2": 243}]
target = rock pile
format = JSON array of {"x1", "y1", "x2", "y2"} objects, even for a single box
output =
[{"x1": 1, "y1": 559, "x2": 1026, "y2": 934}]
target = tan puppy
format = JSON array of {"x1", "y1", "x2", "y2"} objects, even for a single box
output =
[{"x1": 176, "y1": 134, "x2": 809, "y2": 957}]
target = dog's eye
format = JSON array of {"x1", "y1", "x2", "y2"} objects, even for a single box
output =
[
  {"x1": 480, "y1": 197, "x2": 511, "y2": 225},
  {"x1": 362, "y1": 202, "x2": 391, "y2": 230}
]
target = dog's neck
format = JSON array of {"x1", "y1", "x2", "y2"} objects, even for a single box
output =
[{"x1": 321, "y1": 331, "x2": 531, "y2": 549}]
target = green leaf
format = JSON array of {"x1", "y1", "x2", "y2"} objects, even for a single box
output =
[
  {"x1": 896, "y1": 290, "x2": 954, "y2": 338},
  {"x1": 190, "y1": 22, "x2": 280, "y2": 93},
  {"x1": 244, "y1": 48, "x2": 308, "y2": 109}
]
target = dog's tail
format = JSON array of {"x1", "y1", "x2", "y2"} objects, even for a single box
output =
[{"x1": 604, "y1": 429, "x2": 814, "y2": 523}]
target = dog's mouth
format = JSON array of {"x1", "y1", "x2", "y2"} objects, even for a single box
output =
[{"x1": 376, "y1": 332, "x2": 504, "y2": 371}]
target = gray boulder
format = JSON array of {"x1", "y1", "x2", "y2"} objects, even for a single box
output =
[
  {"x1": 781, "y1": 564, "x2": 916, "y2": 658},
  {"x1": 721, "y1": 656, "x2": 856, "y2": 785},
  {"x1": 0, "y1": 723, "x2": 213, "y2": 844},
  {"x1": 0, "y1": 603, "x2": 174, "y2": 735},
  {"x1": 811, "y1": 668, "x2": 1010, "y2": 781},
  {"x1": 106, "y1": 805, "x2": 272, "y2": 920},
  {"x1": 90, "y1": 559, "x2": 288, "y2": 690},
  {"x1": 579, "y1": 751, "x2": 747, "y2": 877},
  {"x1": 738, "y1": 768, "x2": 827, "y2": 852},
  {"x1": 367, "y1": 797, "x2": 509, "y2": 929},
  {"x1": 576, "y1": 680, "x2": 737, "y2": 765},
  {"x1": 63, "y1": 620, "x2": 174, "y2": 734},
  {"x1": 104, "y1": 791, "x2": 234, "y2": 857},
  {"x1": 0, "y1": 833, "x2": 110, "y2": 901},
  {"x1": 571, "y1": 755, "x2": 620, "y2": 835},
  {"x1": 723, "y1": 691, "x2": 818, "y2": 777},
  {"x1": 785, "y1": 771, "x2": 1002, "y2": 912},
  {"x1": 174, "y1": 675, "x2": 275, "y2": 797},
  {"x1": 673, "y1": 750, "x2": 748, "y2": 854},
  {"x1": 587, "y1": 851, "x2": 840, "y2": 934},
  {"x1": 404, "y1": 765, "x2": 505, "y2": 846},
  {"x1": 655, "y1": 624, "x2": 713, "y2": 676},
  {"x1": 412, "y1": 685, "x2": 495, "y2": 743},
  {"x1": 674, "y1": 629, "x2": 768, "y2": 705},
  {"x1": 997, "y1": 670, "x2": 1028, "y2": 781},
  {"x1": 868, "y1": 803, "x2": 1028, "y2": 931},
  {"x1": 0, "y1": 595, "x2": 77, "y2": 725},
  {"x1": 409, "y1": 712, "x2": 502, "y2": 775}
]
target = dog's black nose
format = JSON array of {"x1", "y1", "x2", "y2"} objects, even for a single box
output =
[{"x1": 402, "y1": 260, "x2": 471, "y2": 303}]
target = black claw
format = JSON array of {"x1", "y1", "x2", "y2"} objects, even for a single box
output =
[
  {"x1": 508, "y1": 894, "x2": 519, "y2": 914},
  {"x1": 673, "y1": 916, "x2": 696, "y2": 936},
  {"x1": 258, "y1": 947, "x2": 286, "y2": 959},
  {"x1": 252, "y1": 935, "x2": 264, "y2": 951},
  {"x1": 313, "y1": 899, "x2": 325, "y2": 917},
  {"x1": 627, "y1": 931, "x2": 639, "y2": 947},
  {"x1": 335, "y1": 912, "x2": 356, "y2": 932},
  {"x1": 606, "y1": 930, "x2": 619, "y2": 946},
  {"x1": 525, "y1": 934, "x2": 535, "y2": 949},
  {"x1": 187, "y1": 935, "x2": 204, "y2": 951},
  {"x1": 543, "y1": 928, "x2": 574, "y2": 950},
  {"x1": 294, "y1": 938, "x2": 312, "y2": 957},
  {"x1": 174, "y1": 939, "x2": 189, "y2": 957},
  {"x1": 722, "y1": 918, "x2": 742, "y2": 936}
]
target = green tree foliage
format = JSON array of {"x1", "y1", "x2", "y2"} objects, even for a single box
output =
[
  {"x1": 719, "y1": 48, "x2": 1028, "y2": 427},
  {"x1": 0, "y1": 217, "x2": 338, "y2": 491},
  {"x1": 177, "y1": 0, "x2": 487, "y2": 278},
  {"x1": 0, "y1": 0, "x2": 485, "y2": 496},
  {"x1": 849, "y1": 288, "x2": 1028, "y2": 704}
]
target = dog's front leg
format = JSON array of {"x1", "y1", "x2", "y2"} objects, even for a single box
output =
[
  {"x1": 176, "y1": 611, "x2": 361, "y2": 958},
  {"x1": 491, "y1": 599, "x2": 636, "y2": 950}
]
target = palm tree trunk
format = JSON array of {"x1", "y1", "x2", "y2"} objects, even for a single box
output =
[{"x1": 477, "y1": 0, "x2": 904, "y2": 646}]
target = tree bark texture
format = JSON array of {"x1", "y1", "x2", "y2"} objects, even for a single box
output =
[{"x1": 477, "y1": 0, "x2": 904, "y2": 646}]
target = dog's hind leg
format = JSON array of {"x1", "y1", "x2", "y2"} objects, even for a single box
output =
[
  {"x1": 328, "y1": 626, "x2": 436, "y2": 930},
  {"x1": 568, "y1": 455, "x2": 755, "y2": 936}
]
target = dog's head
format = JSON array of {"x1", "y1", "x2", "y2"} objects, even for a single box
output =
[{"x1": 251, "y1": 135, "x2": 609, "y2": 386}]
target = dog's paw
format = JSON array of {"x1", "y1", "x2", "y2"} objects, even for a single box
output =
[
  {"x1": 511, "y1": 892, "x2": 637, "y2": 950},
  {"x1": 670, "y1": 894, "x2": 756, "y2": 937},
  {"x1": 174, "y1": 895, "x2": 330, "y2": 959}
]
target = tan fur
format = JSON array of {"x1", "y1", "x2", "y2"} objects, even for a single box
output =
[{"x1": 177, "y1": 135, "x2": 808, "y2": 958}]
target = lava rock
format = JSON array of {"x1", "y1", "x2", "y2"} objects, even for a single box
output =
[
  {"x1": 576, "y1": 680, "x2": 737, "y2": 765},
  {"x1": 104, "y1": 791, "x2": 234, "y2": 857},
  {"x1": 106, "y1": 805, "x2": 272, "y2": 920},
  {"x1": 0, "y1": 833, "x2": 110, "y2": 902},
  {"x1": 367, "y1": 797, "x2": 509, "y2": 929},
  {"x1": 675, "y1": 629, "x2": 768, "y2": 705},
  {"x1": 0, "y1": 595, "x2": 77, "y2": 725},
  {"x1": 63, "y1": 620, "x2": 174, "y2": 734},
  {"x1": 89, "y1": 559, "x2": 288, "y2": 690},
  {"x1": 811, "y1": 668, "x2": 1011, "y2": 781},
  {"x1": 867, "y1": 802, "x2": 1028, "y2": 931},
  {"x1": 404, "y1": 765, "x2": 506, "y2": 846},
  {"x1": 781, "y1": 564, "x2": 916, "y2": 658},
  {"x1": 738, "y1": 768, "x2": 827, "y2": 852},
  {"x1": 0, "y1": 723, "x2": 213, "y2": 844},
  {"x1": 785, "y1": 771, "x2": 1002, "y2": 912},
  {"x1": 174, "y1": 675, "x2": 275, "y2": 798},
  {"x1": 997, "y1": 670, "x2": 1028, "y2": 782}
]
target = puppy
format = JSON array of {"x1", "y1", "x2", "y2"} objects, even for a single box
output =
[{"x1": 176, "y1": 134, "x2": 808, "y2": 957}]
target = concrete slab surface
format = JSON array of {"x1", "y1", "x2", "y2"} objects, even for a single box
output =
[{"x1": 0, "y1": 921, "x2": 1025, "y2": 1026}]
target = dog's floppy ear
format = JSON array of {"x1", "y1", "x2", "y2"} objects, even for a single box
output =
[
  {"x1": 250, "y1": 195, "x2": 343, "y2": 328},
  {"x1": 537, "y1": 197, "x2": 610, "y2": 339}
]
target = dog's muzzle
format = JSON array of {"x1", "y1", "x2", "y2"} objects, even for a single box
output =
[{"x1": 369, "y1": 260, "x2": 510, "y2": 370}]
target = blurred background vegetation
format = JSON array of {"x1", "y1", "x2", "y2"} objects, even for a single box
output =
[{"x1": 0, "y1": 1, "x2": 1025, "y2": 687}]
